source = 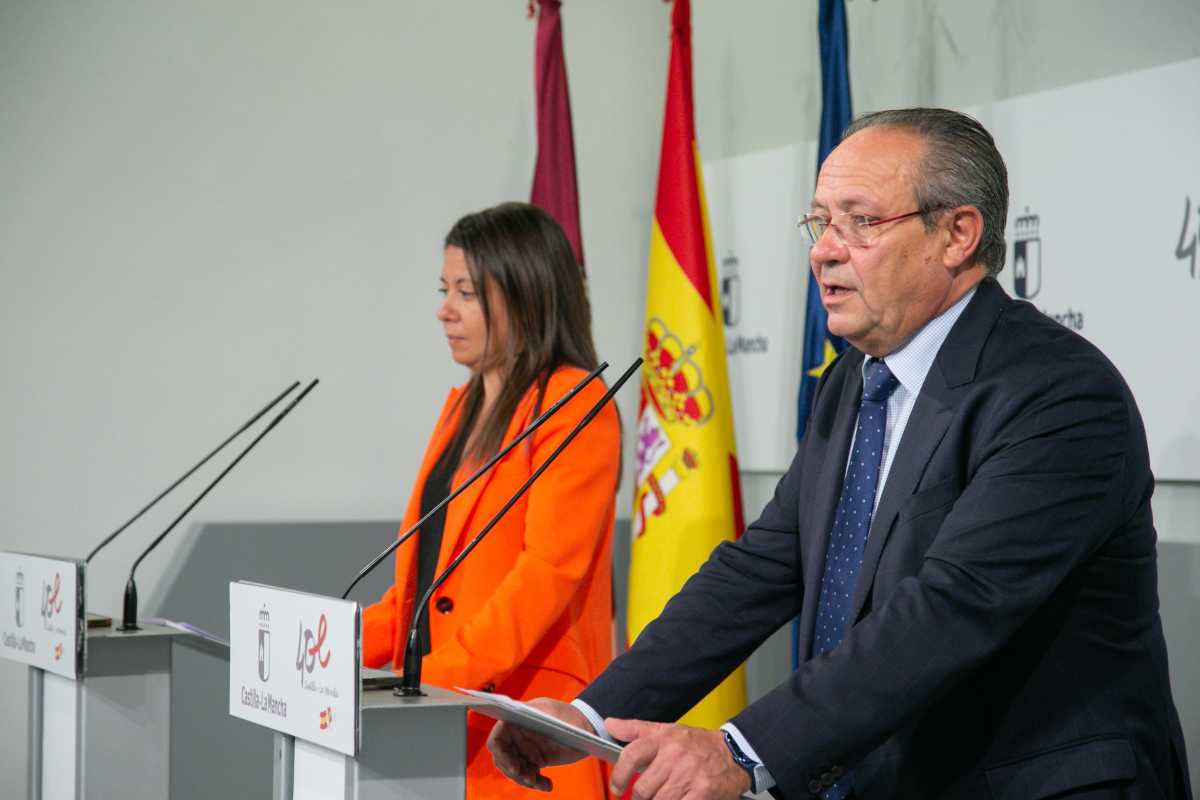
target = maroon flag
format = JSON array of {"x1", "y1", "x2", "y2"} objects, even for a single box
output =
[{"x1": 530, "y1": 0, "x2": 584, "y2": 270}]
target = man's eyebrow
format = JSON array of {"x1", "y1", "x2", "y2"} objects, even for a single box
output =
[
  {"x1": 810, "y1": 195, "x2": 876, "y2": 214},
  {"x1": 839, "y1": 195, "x2": 877, "y2": 212}
]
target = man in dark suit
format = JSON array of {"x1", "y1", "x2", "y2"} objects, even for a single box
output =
[{"x1": 487, "y1": 108, "x2": 1193, "y2": 799}]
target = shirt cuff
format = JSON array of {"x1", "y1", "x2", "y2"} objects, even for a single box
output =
[
  {"x1": 721, "y1": 722, "x2": 777, "y2": 793},
  {"x1": 569, "y1": 698, "x2": 612, "y2": 741}
]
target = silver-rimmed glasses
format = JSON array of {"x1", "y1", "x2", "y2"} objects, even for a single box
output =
[{"x1": 798, "y1": 208, "x2": 934, "y2": 247}]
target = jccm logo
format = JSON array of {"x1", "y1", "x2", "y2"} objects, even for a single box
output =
[
  {"x1": 295, "y1": 613, "x2": 332, "y2": 684},
  {"x1": 41, "y1": 574, "x2": 63, "y2": 629}
]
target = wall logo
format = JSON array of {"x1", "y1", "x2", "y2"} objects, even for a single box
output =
[
  {"x1": 14, "y1": 569, "x2": 25, "y2": 628},
  {"x1": 1175, "y1": 195, "x2": 1198, "y2": 279},
  {"x1": 719, "y1": 251, "x2": 769, "y2": 355},
  {"x1": 1013, "y1": 207, "x2": 1041, "y2": 299},
  {"x1": 319, "y1": 706, "x2": 334, "y2": 730},
  {"x1": 720, "y1": 252, "x2": 741, "y2": 327},
  {"x1": 295, "y1": 613, "x2": 332, "y2": 686},
  {"x1": 1011, "y1": 204, "x2": 1085, "y2": 331},
  {"x1": 257, "y1": 606, "x2": 271, "y2": 681},
  {"x1": 41, "y1": 573, "x2": 64, "y2": 630}
]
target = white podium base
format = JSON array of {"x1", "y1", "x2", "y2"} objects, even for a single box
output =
[
  {"x1": 279, "y1": 684, "x2": 469, "y2": 800},
  {"x1": 29, "y1": 623, "x2": 179, "y2": 800}
]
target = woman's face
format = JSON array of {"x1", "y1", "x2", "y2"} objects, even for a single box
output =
[{"x1": 437, "y1": 245, "x2": 508, "y2": 373}]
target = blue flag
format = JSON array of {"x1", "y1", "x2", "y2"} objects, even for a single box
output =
[
  {"x1": 795, "y1": 0, "x2": 852, "y2": 668},
  {"x1": 796, "y1": 0, "x2": 852, "y2": 443}
]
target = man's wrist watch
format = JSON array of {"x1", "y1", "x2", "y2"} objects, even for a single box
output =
[{"x1": 722, "y1": 730, "x2": 764, "y2": 794}]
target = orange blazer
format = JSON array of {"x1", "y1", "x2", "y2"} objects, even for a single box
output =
[{"x1": 363, "y1": 366, "x2": 619, "y2": 799}]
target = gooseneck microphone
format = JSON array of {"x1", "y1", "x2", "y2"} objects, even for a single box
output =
[
  {"x1": 339, "y1": 362, "x2": 610, "y2": 601},
  {"x1": 397, "y1": 357, "x2": 642, "y2": 696},
  {"x1": 119, "y1": 379, "x2": 320, "y2": 631},
  {"x1": 85, "y1": 381, "x2": 301, "y2": 563}
]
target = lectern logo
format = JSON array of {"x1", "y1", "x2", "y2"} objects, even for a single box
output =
[
  {"x1": 257, "y1": 606, "x2": 271, "y2": 682},
  {"x1": 1012, "y1": 207, "x2": 1041, "y2": 299},
  {"x1": 14, "y1": 568, "x2": 25, "y2": 628},
  {"x1": 41, "y1": 573, "x2": 63, "y2": 630},
  {"x1": 319, "y1": 706, "x2": 334, "y2": 730},
  {"x1": 295, "y1": 613, "x2": 332, "y2": 686}
]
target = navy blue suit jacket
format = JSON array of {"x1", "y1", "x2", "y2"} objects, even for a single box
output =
[{"x1": 580, "y1": 279, "x2": 1191, "y2": 799}]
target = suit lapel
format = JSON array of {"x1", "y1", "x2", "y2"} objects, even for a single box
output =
[
  {"x1": 849, "y1": 388, "x2": 953, "y2": 620},
  {"x1": 437, "y1": 387, "x2": 537, "y2": 573},
  {"x1": 847, "y1": 279, "x2": 1011, "y2": 621}
]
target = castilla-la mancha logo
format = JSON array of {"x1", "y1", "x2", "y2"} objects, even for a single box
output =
[
  {"x1": 257, "y1": 606, "x2": 271, "y2": 681},
  {"x1": 1012, "y1": 207, "x2": 1041, "y2": 300},
  {"x1": 720, "y1": 252, "x2": 741, "y2": 327},
  {"x1": 14, "y1": 568, "x2": 25, "y2": 628}
]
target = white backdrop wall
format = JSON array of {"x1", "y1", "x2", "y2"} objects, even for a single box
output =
[
  {"x1": 4, "y1": 0, "x2": 1200, "y2": 795},
  {"x1": 692, "y1": 0, "x2": 1200, "y2": 538},
  {"x1": 0, "y1": 2, "x2": 667, "y2": 793}
]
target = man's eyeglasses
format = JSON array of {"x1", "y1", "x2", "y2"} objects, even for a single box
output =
[{"x1": 798, "y1": 208, "x2": 934, "y2": 247}]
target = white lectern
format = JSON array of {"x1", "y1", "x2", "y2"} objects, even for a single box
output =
[
  {"x1": 229, "y1": 581, "x2": 475, "y2": 800},
  {"x1": 2, "y1": 550, "x2": 202, "y2": 800}
]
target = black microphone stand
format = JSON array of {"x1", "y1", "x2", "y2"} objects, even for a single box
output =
[
  {"x1": 120, "y1": 379, "x2": 319, "y2": 631},
  {"x1": 85, "y1": 381, "x2": 300, "y2": 563},
  {"x1": 339, "y1": 362, "x2": 609, "y2": 601},
  {"x1": 398, "y1": 358, "x2": 642, "y2": 696}
]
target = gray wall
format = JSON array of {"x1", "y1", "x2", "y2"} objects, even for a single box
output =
[{"x1": 3, "y1": 0, "x2": 1198, "y2": 796}]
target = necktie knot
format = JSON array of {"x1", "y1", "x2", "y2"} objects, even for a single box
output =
[{"x1": 862, "y1": 358, "x2": 898, "y2": 403}]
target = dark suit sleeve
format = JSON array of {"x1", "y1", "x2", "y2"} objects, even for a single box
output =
[
  {"x1": 577, "y1": 444, "x2": 806, "y2": 723},
  {"x1": 731, "y1": 357, "x2": 1137, "y2": 796},
  {"x1": 577, "y1": 351, "x2": 855, "y2": 723}
]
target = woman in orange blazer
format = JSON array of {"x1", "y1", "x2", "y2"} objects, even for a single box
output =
[{"x1": 363, "y1": 202, "x2": 619, "y2": 799}]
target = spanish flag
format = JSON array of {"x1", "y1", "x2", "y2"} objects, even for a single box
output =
[{"x1": 627, "y1": 0, "x2": 746, "y2": 729}]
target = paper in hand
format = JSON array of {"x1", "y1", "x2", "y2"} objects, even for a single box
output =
[{"x1": 457, "y1": 688, "x2": 623, "y2": 763}]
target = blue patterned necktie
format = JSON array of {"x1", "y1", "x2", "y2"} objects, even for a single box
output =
[{"x1": 811, "y1": 357, "x2": 898, "y2": 800}]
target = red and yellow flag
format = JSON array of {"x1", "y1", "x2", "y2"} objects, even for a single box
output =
[{"x1": 628, "y1": 0, "x2": 746, "y2": 729}]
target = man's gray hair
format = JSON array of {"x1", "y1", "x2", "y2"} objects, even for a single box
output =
[{"x1": 843, "y1": 108, "x2": 1009, "y2": 276}]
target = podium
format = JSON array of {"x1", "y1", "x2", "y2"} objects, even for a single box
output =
[
  {"x1": 229, "y1": 581, "x2": 477, "y2": 800},
  {"x1": 29, "y1": 622, "x2": 199, "y2": 800},
  {"x1": 273, "y1": 684, "x2": 472, "y2": 800},
  {"x1": 2, "y1": 550, "x2": 217, "y2": 800}
]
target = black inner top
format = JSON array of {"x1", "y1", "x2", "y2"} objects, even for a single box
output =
[{"x1": 415, "y1": 432, "x2": 465, "y2": 656}]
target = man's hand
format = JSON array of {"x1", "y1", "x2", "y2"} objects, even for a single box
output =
[
  {"x1": 486, "y1": 698, "x2": 590, "y2": 792},
  {"x1": 606, "y1": 718, "x2": 751, "y2": 800}
]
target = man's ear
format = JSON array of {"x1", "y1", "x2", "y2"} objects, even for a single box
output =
[{"x1": 942, "y1": 206, "x2": 984, "y2": 270}]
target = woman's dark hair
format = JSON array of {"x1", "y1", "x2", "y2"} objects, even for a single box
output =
[{"x1": 443, "y1": 202, "x2": 599, "y2": 463}]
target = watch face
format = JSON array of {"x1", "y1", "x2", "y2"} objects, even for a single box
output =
[
  {"x1": 722, "y1": 731, "x2": 762, "y2": 793},
  {"x1": 723, "y1": 733, "x2": 754, "y2": 768}
]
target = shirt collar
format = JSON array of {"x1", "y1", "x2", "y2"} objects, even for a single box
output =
[{"x1": 865, "y1": 287, "x2": 977, "y2": 398}]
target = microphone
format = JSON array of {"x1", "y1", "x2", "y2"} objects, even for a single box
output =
[
  {"x1": 85, "y1": 381, "x2": 301, "y2": 563},
  {"x1": 119, "y1": 379, "x2": 320, "y2": 631},
  {"x1": 397, "y1": 357, "x2": 642, "y2": 696},
  {"x1": 339, "y1": 362, "x2": 610, "y2": 600}
]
